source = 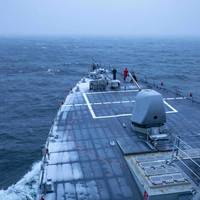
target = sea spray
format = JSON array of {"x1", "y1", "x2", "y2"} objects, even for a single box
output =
[{"x1": 0, "y1": 162, "x2": 41, "y2": 200}]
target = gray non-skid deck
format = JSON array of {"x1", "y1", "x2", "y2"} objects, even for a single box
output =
[{"x1": 42, "y1": 77, "x2": 200, "y2": 200}]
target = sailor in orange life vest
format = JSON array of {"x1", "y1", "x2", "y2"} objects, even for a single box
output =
[{"x1": 123, "y1": 67, "x2": 128, "y2": 81}]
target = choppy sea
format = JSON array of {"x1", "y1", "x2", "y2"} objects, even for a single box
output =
[{"x1": 0, "y1": 36, "x2": 200, "y2": 199}]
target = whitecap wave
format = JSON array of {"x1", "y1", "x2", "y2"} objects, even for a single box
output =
[
  {"x1": 0, "y1": 162, "x2": 41, "y2": 200},
  {"x1": 47, "y1": 68, "x2": 61, "y2": 74}
]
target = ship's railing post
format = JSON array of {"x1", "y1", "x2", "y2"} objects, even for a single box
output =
[
  {"x1": 170, "y1": 135, "x2": 178, "y2": 163},
  {"x1": 175, "y1": 136, "x2": 180, "y2": 157}
]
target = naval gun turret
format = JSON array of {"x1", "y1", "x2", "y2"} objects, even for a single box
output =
[{"x1": 131, "y1": 89, "x2": 169, "y2": 142}]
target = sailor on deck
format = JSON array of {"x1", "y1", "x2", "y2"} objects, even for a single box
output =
[
  {"x1": 124, "y1": 67, "x2": 128, "y2": 81},
  {"x1": 112, "y1": 68, "x2": 117, "y2": 80}
]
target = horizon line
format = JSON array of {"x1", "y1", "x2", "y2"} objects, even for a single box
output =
[{"x1": 0, "y1": 33, "x2": 200, "y2": 39}]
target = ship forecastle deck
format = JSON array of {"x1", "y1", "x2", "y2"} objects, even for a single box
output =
[{"x1": 39, "y1": 71, "x2": 200, "y2": 200}]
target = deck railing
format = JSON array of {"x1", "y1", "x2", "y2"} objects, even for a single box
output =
[
  {"x1": 137, "y1": 72, "x2": 200, "y2": 104},
  {"x1": 170, "y1": 135, "x2": 200, "y2": 184}
]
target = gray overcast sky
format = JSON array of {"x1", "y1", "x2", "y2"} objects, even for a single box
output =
[{"x1": 0, "y1": 0, "x2": 200, "y2": 37}]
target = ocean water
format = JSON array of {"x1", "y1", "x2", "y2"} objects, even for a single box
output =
[{"x1": 0, "y1": 36, "x2": 200, "y2": 198}]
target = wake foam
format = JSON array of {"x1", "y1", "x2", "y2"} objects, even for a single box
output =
[{"x1": 0, "y1": 162, "x2": 41, "y2": 200}]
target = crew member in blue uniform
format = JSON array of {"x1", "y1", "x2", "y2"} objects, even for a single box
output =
[{"x1": 112, "y1": 68, "x2": 117, "y2": 80}]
